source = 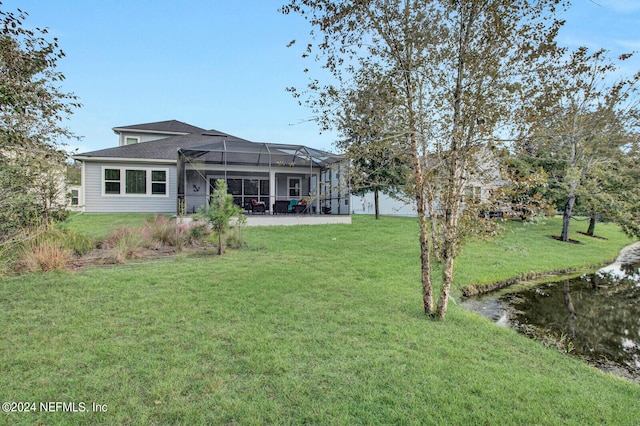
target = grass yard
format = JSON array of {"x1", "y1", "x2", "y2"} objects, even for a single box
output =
[
  {"x1": 59, "y1": 213, "x2": 163, "y2": 241},
  {"x1": 0, "y1": 215, "x2": 638, "y2": 425}
]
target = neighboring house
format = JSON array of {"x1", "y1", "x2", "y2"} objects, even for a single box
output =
[
  {"x1": 351, "y1": 192, "x2": 417, "y2": 216},
  {"x1": 351, "y1": 148, "x2": 507, "y2": 217},
  {"x1": 73, "y1": 120, "x2": 348, "y2": 215},
  {"x1": 67, "y1": 184, "x2": 82, "y2": 211}
]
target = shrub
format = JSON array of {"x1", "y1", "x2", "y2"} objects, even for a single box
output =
[
  {"x1": 143, "y1": 216, "x2": 175, "y2": 246},
  {"x1": 47, "y1": 210, "x2": 70, "y2": 223},
  {"x1": 21, "y1": 240, "x2": 73, "y2": 272},
  {"x1": 58, "y1": 228, "x2": 94, "y2": 256},
  {"x1": 0, "y1": 160, "x2": 42, "y2": 245},
  {"x1": 224, "y1": 225, "x2": 246, "y2": 250},
  {"x1": 4, "y1": 224, "x2": 93, "y2": 275},
  {"x1": 113, "y1": 229, "x2": 146, "y2": 263},
  {"x1": 196, "y1": 179, "x2": 245, "y2": 255},
  {"x1": 141, "y1": 216, "x2": 193, "y2": 250},
  {"x1": 187, "y1": 223, "x2": 211, "y2": 245},
  {"x1": 0, "y1": 244, "x2": 19, "y2": 277}
]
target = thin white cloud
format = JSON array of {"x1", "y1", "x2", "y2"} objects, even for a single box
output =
[
  {"x1": 616, "y1": 39, "x2": 640, "y2": 50},
  {"x1": 559, "y1": 34, "x2": 600, "y2": 50},
  {"x1": 601, "y1": 0, "x2": 640, "y2": 12}
]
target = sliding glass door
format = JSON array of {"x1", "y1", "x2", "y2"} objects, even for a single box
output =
[{"x1": 209, "y1": 177, "x2": 270, "y2": 209}]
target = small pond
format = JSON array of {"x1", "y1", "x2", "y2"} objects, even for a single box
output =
[{"x1": 462, "y1": 242, "x2": 640, "y2": 383}]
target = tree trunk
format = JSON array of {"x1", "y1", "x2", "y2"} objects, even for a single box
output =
[
  {"x1": 561, "y1": 194, "x2": 576, "y2": 242},
  {"x1": 409, "y1": 135, "x2": 432, "y2": 314},
  {"x1": 426, "y1": 183, "x2": 441, "y2": 262},
  {"x1": 433, "y1": 2, "x2": 472, "y2": 318},
  {"x1": 586, "y1": 213, "x2": 596, "y2": 237},
  {"x1": 399, "y1": 39, "x2": 432, "y2": 314},
  {"x1": 435, "y1": 239, "x2": 456, "y2": 318},
  {"x1": 419, "y1": 210, "x2": 433, "y2": 314},
  {"x1": 435, "y1": 165, "x2": 460, "y2": 318},
  {"x1": 218, "y1": 232, "x2": 223, "y2": 255},
  {"x1": 374, "y1": 188, "x2": 380, "y2": 220}
]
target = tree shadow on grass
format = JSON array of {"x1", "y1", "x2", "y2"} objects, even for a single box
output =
[{"x1": 551, "y1": 235, "x2": 583, "y2": 244}]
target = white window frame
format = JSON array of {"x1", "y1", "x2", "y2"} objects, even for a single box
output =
[
  {"x1": 70, "y1": 189, "x2": 79, "y2": 206},
  {"x1": 102, "y1": 166, "x2": 169, "y2": 197},
  {"x1": 151, "y1": 170, "x2": 168, "y2": 195},
  {"x1": 124, "y1": 136, "x2": 140, "y2": 145},
  {"x1": 103, "y1": 168, "x2": 121, "y2": 195},
  {"x1": 288, "y1": 177, "x2": 301, "y2": 198}
]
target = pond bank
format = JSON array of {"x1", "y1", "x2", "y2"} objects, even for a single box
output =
[
  {"x1": 461, "y1": 241, "x2": 640, "y2": 384},
  {"x1": 460, "y1": 260, "x2": 616, "y2": 297}
]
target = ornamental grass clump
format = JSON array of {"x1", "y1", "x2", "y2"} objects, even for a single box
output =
[
  {"x1": 101, "y1": 227, "x2": 147, "y2": 263},
  {"x1": 14, "y1": 224, "x2": 92, "y2": 273},
  {"x1": 21, "y1": 240, "x2": 72, "y2": 272},
  {"x1": 141, "y1": 216, "x2": 208, "y2": 250},
  {"x1": 142, "y1": 216, "x2": 178, "y2": 247}
]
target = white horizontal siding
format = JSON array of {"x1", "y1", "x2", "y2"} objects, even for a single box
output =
[
  {"x1": 83, "y1": 161, "x2": 177, "y2": 213},
  {"x1": 351, "y1": 193, "x2": 416, "y2": 217},
  {"x1": 119, "y1": 131, "x2": 170, "y2": 146}
]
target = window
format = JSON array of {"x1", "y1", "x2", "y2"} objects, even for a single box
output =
[
  {"x1": 244, "y1": 179, "x2": 259, "y2": 196},
  {"x1": 260, "y1": 179, "x2": 269, "y2": 196},
  {"x1": 70, "y1": 189, "x2": 79, "y2": 206},
  {"x1": 227, "y1": 179, "x2": 242, "y2": 195},
  {"x1": 125, "y1": 137, "x2": 139, "y2": 145},
  {"x1": 103, "y1": 167, "x2": 168, "y2": 196},
  {"x1": 259, "y1": 179, "x2": 270, "y2": 206},
  {"x1": 208, "y1": 176, "x2": 270, "y2": 210},
  {"x1": 104, "y1": 168, "x2": 121, "y2": 194},
  {"x1": 288, "y1": 177, "x2": 301, "y2": 198},
  {"x1": 464, "y1": 186, "x2": 481, "y2": 202},
  {"x1": 126, "y1": 170, "x2": 146, "y2": 194},
  {"x1": 151, "y1": 170, "x2": 166, "y2": 195}
]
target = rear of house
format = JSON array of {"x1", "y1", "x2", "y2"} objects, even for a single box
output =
[{"x1": 74, "y1": 120, "x2": 350, "y2": 216}]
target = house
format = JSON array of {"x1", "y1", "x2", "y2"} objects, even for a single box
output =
[
  {"x1": 73, "y1": 120, "x2": 350, "y2": 216},
  {"x1": 350, "y1": 148, "x2": 508, "y2": 217},
  {"x1": 350, "y1": 192, "x2": 417, "y2": 216},
  {"x1": 67, "y1": 184, "x2": 82, "y2": 211}
]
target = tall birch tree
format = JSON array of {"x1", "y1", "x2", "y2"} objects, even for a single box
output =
[{"x1": 282, "y1": 0, "x2": 564, "y2": 317}]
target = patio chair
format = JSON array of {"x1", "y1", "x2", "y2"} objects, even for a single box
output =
[
  {"x1": 288, "y1": 199, "x2": 298, "y2": 213},
  {"x1": 292, "y1": 198, "x2": 309, "y2": 214},
  {"x1": 273, "y1": 200, "x2": 290, "y2": 214},
  {"x1": 250, "y1": 199, "x2": 266, "y2": 214}
]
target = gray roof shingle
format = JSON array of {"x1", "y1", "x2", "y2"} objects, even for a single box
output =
[
  {"x1": 76, "y1": 120, "x2": 342, "y2": 167},
  {"x1": 77, "y1": 131, "x2": 246, "y2": 161},
  {"x1": 112, "y1": 120, "x2": 206, "y2": 135}
]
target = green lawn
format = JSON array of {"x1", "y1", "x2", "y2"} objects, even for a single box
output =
[
  {"x1": 1, "y1": 215, "x2": 638, "y2": 425},
  {"x1": 60, "y1": 213, "x2": 162, "y2": 241}
]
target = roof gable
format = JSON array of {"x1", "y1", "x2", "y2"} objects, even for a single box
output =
[{"x1": 112, "y1": 120, "x2": 206, "y2": 135}]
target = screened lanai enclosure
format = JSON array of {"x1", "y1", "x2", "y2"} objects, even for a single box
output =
[{"x1": 176, "y1": 135, "x2": 350, "y2": 216}]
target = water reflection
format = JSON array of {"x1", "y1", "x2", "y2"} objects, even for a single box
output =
[{"x1": 463, "y1": 242, "x2": 640, "y2": 382}]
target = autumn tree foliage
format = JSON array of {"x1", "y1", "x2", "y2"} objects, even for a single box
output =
[
  {"x1": 521, "y1": 48, "x2": 640, "y2": 241},
  {"x1": 335, "y1": 73, "x2": 411, "y2": 219},
  {"x1": 282, "y1": 0, "x2": 565, "y2": 317},
  {"x1": 0, "y1": 5, "x2": 80, "y2": 242}
]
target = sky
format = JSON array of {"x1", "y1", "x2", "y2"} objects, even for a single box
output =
[{"x1": 3, "y1": 0, "x2": 640, "y2": 155}]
